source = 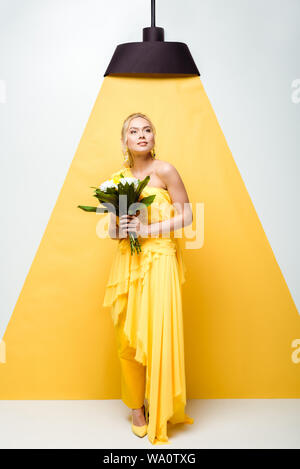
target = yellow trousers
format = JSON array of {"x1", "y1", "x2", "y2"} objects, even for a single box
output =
[{"x1": 114, "y1": 309, "x2": 146, "y2": 409}]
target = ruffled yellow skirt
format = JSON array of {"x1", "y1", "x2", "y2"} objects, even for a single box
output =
[{"x1": 103, "y1": 236, "x2": 194, "y2": 445}]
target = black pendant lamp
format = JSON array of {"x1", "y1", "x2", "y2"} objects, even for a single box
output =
[{"x1": 104, "y1": 0, "x2": 200, "y2": 77}]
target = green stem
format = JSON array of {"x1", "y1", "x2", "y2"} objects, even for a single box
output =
[{"x1": 129, "y1": 232, "x2": 141, "y2": 255}]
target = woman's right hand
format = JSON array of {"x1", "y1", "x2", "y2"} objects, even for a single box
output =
[{"x1": 119, "y1": 214, "x2": 135, "y2": 238}]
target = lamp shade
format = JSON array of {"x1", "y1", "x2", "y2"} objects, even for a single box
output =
[{"x1": 104, "y1": 26, "x2": 200, "y2": 76}]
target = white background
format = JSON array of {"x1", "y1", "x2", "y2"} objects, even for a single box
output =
[{"x1": 0, "y1": 0, "x2": 299, "y2": 339}]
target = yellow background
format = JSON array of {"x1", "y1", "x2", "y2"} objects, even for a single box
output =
[{"x1": 1, "y1": 75, "x2": 299, "y2": 398}]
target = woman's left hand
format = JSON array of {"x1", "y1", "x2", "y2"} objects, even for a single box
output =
[{"x1": 127, "y1": 214, "x2": 149, "y2": 238}]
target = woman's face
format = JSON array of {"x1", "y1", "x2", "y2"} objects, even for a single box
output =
[{"x1": 126, "y1": 117, "x2": 155, "y2": 154}]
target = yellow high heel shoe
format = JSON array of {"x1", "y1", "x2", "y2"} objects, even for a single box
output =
[{"x1": 131, "y1": 405, "x2": 148, "y2": 438}]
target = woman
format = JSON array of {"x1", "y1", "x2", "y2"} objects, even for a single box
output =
[{"x1": 103, "y1": 112, "x2": 194, "y2": 445}]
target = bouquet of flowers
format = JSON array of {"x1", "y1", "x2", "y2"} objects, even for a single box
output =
[{"x1": 77, "y1": 173, "x2": 156, "y2": 255}]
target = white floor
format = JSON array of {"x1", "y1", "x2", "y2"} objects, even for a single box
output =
[{"x1": 0, "y1": 399, "x2": 299, "y2": 449}]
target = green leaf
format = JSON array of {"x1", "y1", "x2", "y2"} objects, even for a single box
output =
[
  {"x1": 93, "y1": 191, "x2": 118, "y2": 205},
  {"x1": 138, "y1": 194, "x2": 156, "y2": 206},
  {"x1": 77, "y1": 205, "x2": 98, "y2": 212},
  {"x1": 136, "y1": 176, "x2": 151, "y2": 199},
  {"x1": 128, "y1": 195, "x2": 156, "y2": 215}
]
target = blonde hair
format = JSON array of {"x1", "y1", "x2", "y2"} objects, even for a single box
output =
[{"x1": 120, "y1": 112, "x2": 156, "y2": 168}]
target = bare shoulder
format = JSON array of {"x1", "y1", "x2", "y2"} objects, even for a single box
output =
[
  {"x1": 154, "y1": 160, "x2": 190, "y2": 207},
  {"x1": 154, "y1": 160, "x2": 183, "y2": 185}
]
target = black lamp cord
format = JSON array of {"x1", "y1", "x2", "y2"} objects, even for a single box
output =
[{"x1": 151, "y1": 0, "x2": 156, "y2": 27}]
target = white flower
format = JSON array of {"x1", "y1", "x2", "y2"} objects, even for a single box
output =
[
  {"x1": 99, "y1": 179, "x2": 118, "y2": 192},
  {"x1": 99, "y1": 176, "x2": 140, "y2": 192},
  {"x1": 118, "y1": 177, "x2": 139, "y2": 189}
]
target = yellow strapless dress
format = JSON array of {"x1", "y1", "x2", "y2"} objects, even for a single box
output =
[{"x1": 103, "y1": 167, "x2": 194, "y2": 445}]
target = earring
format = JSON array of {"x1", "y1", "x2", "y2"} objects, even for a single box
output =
[
  {"x1": 124, "y1": 147, "x2": 129, "y2": 161},
  {"x1": 151, "y1": 147, "x2": 156, "y2": 159}
]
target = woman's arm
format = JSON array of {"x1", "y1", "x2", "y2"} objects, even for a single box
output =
[
  {"x1": 145, "y1": 211, "x2": 192, "y2": 237},
  {"x1": 128, "y1": 162, "x2": 193, "y2": 238}
]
